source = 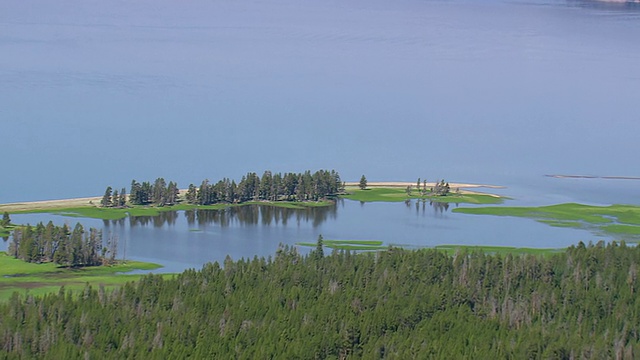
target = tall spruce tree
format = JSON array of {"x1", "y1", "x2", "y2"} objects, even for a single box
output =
[
  {"x1": 101, "y1": 186, "x2": 113, "y2": 207},
  {"x1": 1, "y1": 212, "x2": 10, "y2": 227},
  {"x1": 359, "y1": 175, "x2": 367, "y2": 190}
]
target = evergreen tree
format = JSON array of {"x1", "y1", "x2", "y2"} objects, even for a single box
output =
[
  {"x1": 101, "y1": 186, "x2": 113, "y2": 207},
  {"x1": 119, "y1": 187, "x2": 127, "y2": 207},
  {"x1": 359, "y1": 175, "x2": 367, "y2": 190},
  {"x1": 316, "y1": 234, "x2": 324, "y2": 260},
  {"x1": 1, "y1": 211, "x2": 10, "y2": 227},
  {"x1": 185, "y1": 184, "x2": 197, "y2": 204},
  {"x1": 111, "y1": 189, "x2": 119, "y2": 207}
]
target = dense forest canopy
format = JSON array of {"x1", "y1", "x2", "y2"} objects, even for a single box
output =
[
  {"x1": 102, "y1": 170, "x2": 343, "y2": 207},
  {"x1": 8, "y1": 222, "x2": 116, "y2": 267},
  {"x1": 1, "y1": 241, "x2": 638, "y2": 358}
]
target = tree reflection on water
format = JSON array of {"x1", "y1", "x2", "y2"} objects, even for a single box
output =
[{"x1": 120, "y1": 204, "x2": 339, "y2": 229}]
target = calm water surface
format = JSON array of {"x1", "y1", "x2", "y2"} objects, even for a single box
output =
[{"x1": 1, "y1": 0, "x2": 640, "y2": 202}]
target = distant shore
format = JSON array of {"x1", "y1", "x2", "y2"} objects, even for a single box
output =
[{"x1": 546, "y1": 174, "x2": 640, "y2": 180}]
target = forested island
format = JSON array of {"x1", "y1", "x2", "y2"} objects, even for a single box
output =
[
  {"x1": 1, "y1": 241, "x2": 639, "y2": 358},
  {"x1": 103, "y1": 169, "x2": 343, "y2": 208}
]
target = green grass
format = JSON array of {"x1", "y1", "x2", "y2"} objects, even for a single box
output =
[
  {"x1": 453, "y1": 203, "x2": 640, "y2": 237},
  {"x1": 340, "y1": 187, "x2": 503, "y2": 204},
  {"x1": 434, "y1": 245, "x2": 563, "y2": 256},
  {"x1": 297, "y1": 239, "x2": 387, "y2": 251},
  {"x1": 0, "y1": 252, "x2": 165, "y2": 301},
  {"x1": 297, "y1": 240, "x2": 562, "y2": 255},
  {"x1": 0, "y1": 226, "x2": 10, "y2": 237}
]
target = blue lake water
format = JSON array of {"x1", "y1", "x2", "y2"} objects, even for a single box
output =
[
  {"x1": 2, "y1": 0, "x2": 640, "y2": 271},
  {"x1": 1, "y1": 0, "x2": 640, "y2": 203}
]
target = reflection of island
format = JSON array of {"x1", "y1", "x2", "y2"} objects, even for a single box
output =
[
  {"x1": 404, "y1": 199, "x2": 459, "y2": 215},
  {"x1": 121, "y1": 204, "x2": 338, "y2": 228}
]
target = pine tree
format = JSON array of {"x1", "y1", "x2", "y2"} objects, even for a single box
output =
[
  {"x1": 316, "y1": 234, "x2": 324, "y2": 260},
  {"x1": 359, "y1": 175, "x2": 367, "y2": 190},
  {"x1": 119, "y1": 188, "x2": 127, "y2": 207},
  {"x1": 183, "y1": 184, "x2": 195, "y2": 204},
  {"x1": 101, "y1": 186, "x2": 113, "y2": 207},
  {"x1": 1, "y1": 211, "x2": 10, "y2": 227},
  {"x1": 111, "y1": 189, "x2": 119, "y2": 208}
]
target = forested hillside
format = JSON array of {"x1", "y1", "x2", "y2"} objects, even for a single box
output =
[{"x1": 1, "y1": 242, "x2": 639, "y2": 358}]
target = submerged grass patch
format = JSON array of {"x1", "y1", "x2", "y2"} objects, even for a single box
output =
[
  {"x1": 340, "y1": 187, "x2": 503, "y2": 205},
  {"x1": 454, "y1": 203, "x2": 640, "y2": 238},
  {"x1": 0, "y1": 252, "x2": 163, "y2": 301},
  {"x1": 297, "y1": 239, "x2": 387, "y2": 251},
  {"x1": 434, "y1": 245, "x2": 563, "y2": 256}
]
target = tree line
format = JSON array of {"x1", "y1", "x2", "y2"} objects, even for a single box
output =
[
  {"x1": 1, "y1": 240, "x2": 638, "y2": 358},
  {"x1": 101, "y1": 170, "x2": 343, "y2": 207},
  {"x1": 8, "y1": 222, "x2": 117, "y2": 267},
  {"x1": 406, "y1": 178, "x2": 451, "y2": 197}
]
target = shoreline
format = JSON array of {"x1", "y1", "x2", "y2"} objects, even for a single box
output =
[
  {"x1": 0, "y1": 181, "x2": 505, "y2": 213},
  {"x1": 0, "y1": 196, "x2": 102, "y2": 213},
  {"x1": 344, "y1": 181, "x2": 504, "y2": 189},
  {"x1": 344, "y1": 181, "x2": 504, "y2": 198}
]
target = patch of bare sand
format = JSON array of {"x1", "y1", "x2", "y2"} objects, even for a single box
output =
[
  {"x1": 344, "y1": 181, "x2": 504, "y2": 197},
  {"x1": 346, "y1": 181, "x2": 503, "y2": 189},
  {"x1": 0, "y1": 196, "x2": 102, "y2": 212}
]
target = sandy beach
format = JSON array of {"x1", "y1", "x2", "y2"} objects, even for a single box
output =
[
  {"x1": 344, "y1": 181, "x2": 503, "y2": 189},
  {"x1": 0, "y1": 196, "x2": 103, "y2": 213}
]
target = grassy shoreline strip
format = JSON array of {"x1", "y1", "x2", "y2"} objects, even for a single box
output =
[
  {"x1": 297, "y1": 239, "x2": 387, "y2": 251},
  {"x1": 297, "y1": 240, "x2": 563, "y2": 256},
  {"x1": 433, "y1": 245, "x2": 563, "y2": 256},
  {"x1": 0, "y1": 252, "x2": 165, "y2": 302},
  {"x1": 341, "y1": 187, "x2": 503, "y2": 204}
]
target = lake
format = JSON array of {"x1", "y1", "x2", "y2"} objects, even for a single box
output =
[
  {"x1": 1, "y1": 0, "x2": 639, "y2": 203},
  {"x1": 2, "y1": 0, "x2": 640, "y2": 271}
]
